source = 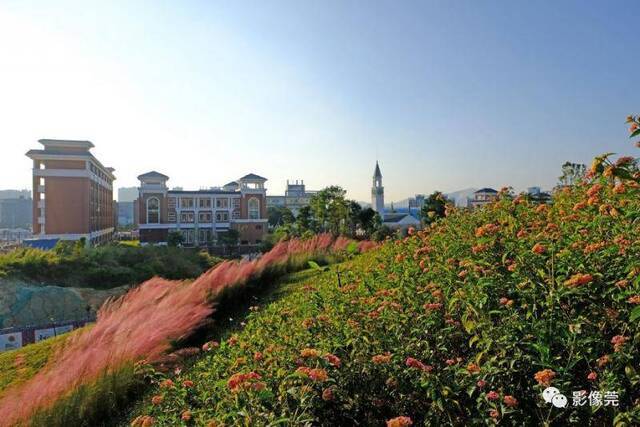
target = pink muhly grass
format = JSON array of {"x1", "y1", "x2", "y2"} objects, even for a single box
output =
[{"x1": 0, "y1": 234, "x2": 374, "y2": 425}]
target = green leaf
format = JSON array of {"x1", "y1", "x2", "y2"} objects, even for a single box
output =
[
  {"x1": 307, "y1": 260, "x2": 321, "y2": 271},
  {"x1": 630, "y1": 128, "x2": 640, "y2": 138},
  {"x1": 630, "y1": 306, "x2": 640, "y2": 323}
]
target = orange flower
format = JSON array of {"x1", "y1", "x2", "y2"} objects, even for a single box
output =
[
  {"x1": 627, "y1": 295, "x2": 640, "y2": 304},
  {"x1": 586, "y1": 184, "x2": 602, "y2": 197},
  {"x1": 564, "y1": 273, "x2": 594, "y2": 287},
  {"x1": 406, "y1": 357, "x2": 433, "y2": 372},
  {"x1": 503, "y1": 395, "x2": 518, "y2": 407},
  {"x1": 300, "y1": 348, "x2": 320, "y2": 358},
  {"x1": 597, "y1": 355, "x2": 610, "y2": 368},
  {"x1": 151, "y1": 395, "x2": 164, "y2": 405},
  {"x1": 131, "y1": 416, "x2": 155, "y2": 427},
  {"x1": 182, "y1": 380, "x2": 194, "y2": 388},
  {"x1": 254, "y1": 352, "x2": 264, "y2": 361},
  {"x1": 534, "y1": 369, "x2": 556, "y2": 386},
  {"x1": 308, "y1": 368, "x2": 328, "y2": 382},
  {"x1": 181, "y1": 411, "x2": 192, "y2": 421},
  {"x1": 386, "y1": 416, "x2": 413, "y2": 427},
  {"x1": 159, "y1": 379, "x2": 174, "y2": 388},
  {"x1": 587, "y1": 372, "x2": 597, "y2": 381},
  {"x1": 324, "y1": 353, "x2": 342, "y2": 368},
  {"x1": 611, "y1": 335, "x2": 628, "y2": 352},
  {"x1": 531, "y1": 243, "x2": 546, "y2": 254},
  {"x1": 407, "y1": 227, "x2": 415, "y2": 235},
  {"x1": 322, "y1": 387, "x2": 334, "y2": 401},
  {"x1": 372, "y1": 353, "x2": 392, "y2": 364},
  {"x1": 466, "y1": 363, "x2": 480, "y2": 374}
]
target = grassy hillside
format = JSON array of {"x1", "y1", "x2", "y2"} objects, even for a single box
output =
[
  {"x1": 126, "y1": 174, "x2": 640, "y2": 426},
  {"x1": 0, "y1": 334, "x2": 70, "y2": 398},
  {"x1": 0, "y1": 243, "x2": 221, "y2": 289}
]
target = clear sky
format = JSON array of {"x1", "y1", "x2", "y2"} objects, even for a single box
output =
[{"x1": 0, "y1": 1, "x2": 637, "y2": 202}]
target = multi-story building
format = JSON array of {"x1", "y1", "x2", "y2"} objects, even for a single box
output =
[
  {"x1": 266, "y1": 179, "x2": 317, "y2": 216},
  {"x1": 25, "y1": 139, "x2": 116, "y2": 245},
  {"x1": 0, "y1": 196, "x2": 32, "y2": 229},
  {"x1": 468, "y1": 188, "x2": 498, "y2": 209},
  {"x1": 136, "y1": 172, "x2": 268, "y2": 246}
]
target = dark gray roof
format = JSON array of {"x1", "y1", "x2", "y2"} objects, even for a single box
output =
[
  {"x1": 137, "y1": 171, "x2": 169, "y2": 180},
  {"x1": 475, "y1": 188, "x2": 498, "y2": 194},
  {"x1": 383, "y1": 213, "x2": 412, "y2": 223},
  {"x1": 224, "y1": 181, "x2": 239, "y2": 187},
  {"x1": 239, "y1": 173, "x2": 267, "y2": 181},
  {"x1": 374, "y1": 161, "x2": 382, "y2": 178}
]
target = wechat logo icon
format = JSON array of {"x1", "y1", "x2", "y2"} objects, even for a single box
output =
[{"x1": 543, "y1": 387, "x2": 568, "y2": 408}]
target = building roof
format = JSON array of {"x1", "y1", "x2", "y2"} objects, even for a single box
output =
[
  {"x1": 475, "y1": 188, "x2": 498, "y2": 194},
  {"x1": 137, "y1": 171, "x2": 169, "y2": 180},
  {"x1": 382, "y1": 213, "x2": 417, "y2": 223},
  {"x1": 374, "y1": 161, "x2": 382, "y2": 178},
  {"x1": 238, "y1": 173, "x2": 267, "y2": 181},
  {"x1": 223, "y1": 181, "x2": 239, "y2": 187},
  {"x1": 38, "y1": 139, "x2": 94, "y2": 149}
]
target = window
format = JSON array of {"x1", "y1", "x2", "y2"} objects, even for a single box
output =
[
  {"x1": 147, "y1": 197, "x2": 160, "y2": 224},
  {"x1": 168, "y1": 197, "x2": 177, "y2": 209},
  {"x1": 182, "y1": 229, "x2": 195, "y2": 245},
  {"x1": 199, "y1": 198, "x2": 212, "y2": 209},
  {"x1": 232, "y1": 210, "x2": 241, "y2": 219},
  {"x1": 180, "y1": 198, "x2": 194, "y2": 209},
  {"x1": 215, "y1": 211, "x2": 229, "y2": 222},
  {"x1": 198, "y1": 229, "x2": 211, "y2": 245},
  {"x1": 232, "y1": 198, "x2": 240, "y2": 209},
  {"x1": 180, "y1": 211, "x2": 195, "y2": 223},
  {"x1": 215, "y1": 198, "x2": 229, "y2": 208},
  {"x1": 255, "y1": 225, "x2": 262, "y2": 230},
  {"x1": 248, "y1": 198, "x2": 260, "y2": 219},
  {"x1": 198, "y1": 211, "x2": 212, "y2": 223}
]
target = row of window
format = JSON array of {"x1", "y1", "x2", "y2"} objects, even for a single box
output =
[
  {"x1": 179, "y1": 227, "x2": 263, "y2": 246},
  {"x1": 146, "y1": 197, "x2": 261, "y2": 223},
  {"x1": 170, "y1": 197, "x2": 241, "y2": 210}
]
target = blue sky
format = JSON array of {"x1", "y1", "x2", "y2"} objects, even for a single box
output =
[{"x1": 0, "y1": 1, "x2": 637, "y2": 201}]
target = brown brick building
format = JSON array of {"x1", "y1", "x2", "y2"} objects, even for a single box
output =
[
  {"x1": 26, "y1": 139, "x2": 116, "y2": 246},
  {"x1": 136, "y1": 172, "x2": 268, "y2": 246}
]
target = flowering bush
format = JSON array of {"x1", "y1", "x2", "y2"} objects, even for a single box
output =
[{"x1": 127, "y1": 126, "x2": 640, "y2": 425}]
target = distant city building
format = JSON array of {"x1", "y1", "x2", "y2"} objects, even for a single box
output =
[
  {"x1": 117, "y1": 187, "x2": 138, "y2": 203},
  {"x1": 266, "y1": 180, "x2": 318, "y2": 216},
  {"x1": 25, "y1": 139, "x2": 116, "y2": 246},
  {"x1": 136, "y1": 171, "x2": 268, "y2": 246},
  {"x1": 117, "y1": 201, "x2": 135, "y2": 226},
  {"x1": 0, "y1": 197, "x2": 32, "y2": 229},
  {"x1": 468, "y1": 188, "x2": 499, "y2": 209},
  {"x1": 526, "y1": 186, "x2": 552, "y2": 204},
  {"x1": 0, "y1": 190, "x2": 31, "y2": 200},
  {"x1": 371, "y1": 161, "x2": 385, "y2": 214}
]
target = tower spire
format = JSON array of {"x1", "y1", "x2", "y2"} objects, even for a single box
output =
[{"x1": 371, "y1": 161, "x2": 384, "y2": 214}]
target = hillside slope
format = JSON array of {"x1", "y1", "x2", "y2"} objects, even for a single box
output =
[{"x1": 128, "y1": 178, "x2": 640, "y2": 426}]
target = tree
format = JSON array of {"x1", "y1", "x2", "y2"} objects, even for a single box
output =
[
  {"x1": 218, "y1": 229, "x2": 239, "y2": 247},
  {"x1": 357, "y1": 207, "x2": 382, "y2": 238},
  {"x1": 371, "y1": 225, "x2": 395, "y2": 242},
  {"x1": 420, "y1": 191, "x2": 447, "y2": 225},
  {"x1": 309, "y1": 186, "x2": 349, "y2": 235},
  {"x1": 347, "y1": 200, "x2": 362, "y2": 237},
  {"x1": 296, "y1": 205, "x2": 314, "y2": 233},
  {"x1": 558, "y1": 162, "x2": 586, "y2": 186},
  {"x1": 267, "y1": 206, "x2": 295, "y2": 228},
  {"x1": 167, "y1": 231, "x2": 184, "y2": 247}
]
